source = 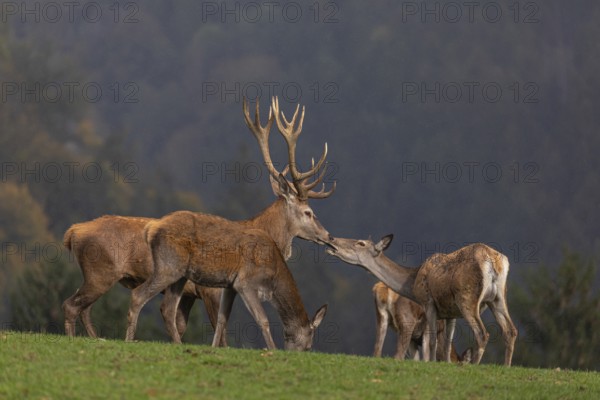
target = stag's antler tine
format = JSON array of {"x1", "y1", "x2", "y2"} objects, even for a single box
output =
[
  {"x1": 272, "y1": 98, "x2": 304, "y2": 138},
  {"x1": 281, "y1": 104, "x2": 300, "y2": 133},
  {"x1": 272, "y1": 97, "x2": 300, "y2": 181},
  {"x1": 303, "y1": 155, "x2": 335, "y2": 197},
  {"x1": 308, "y1": 181, "x2": 336, "y2": 199},
  {"x1": 254, "y1": 99, "x2": 261, "y2": 125},
  {"x1": 243, "y1": 97, "x2": 279, "y2": 178},
  {"x1": 294, "y1": 142, "x2": 328, "y2": 181},
  {"x1": 290, "y1": 104, "x2": 300, "y2": 126},
  {"x1": 271, "y1": 96, "x2": 333, "y2": 200},
  {"x1": 243, "y1": 97, "x2": 252, "y2": 127},
  {"x1": 297, "y1": 105, "x2": 305, "y2": 136},
  {"x1": 259, "y1": 100, "x2": 275, "y2": 133},
  {"x1": 304, "y1": 161, "x2": 329, "y2": 191},
  {"x1": 272, "y1": 96, "x2": 280, "y2": 124}
]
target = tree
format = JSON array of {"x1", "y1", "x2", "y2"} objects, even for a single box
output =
[
  {"x1": 8, "y1": 258, "x2": 79, "y2": 333},
  {"x1": 511, "y1": 250, "x2": 600, "y2": 370},
  {"x1": 0, "y1": 183, "x2": 54, "y2": 320}
]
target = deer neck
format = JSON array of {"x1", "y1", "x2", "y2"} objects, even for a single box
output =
[
  {"x1": 271, "y1": 267, "x2": 311, "y2": 337},
  {"x1": 363, "y1": 254, "x2": 418, "y2": 302},
  {"x1": 245, "y1": 198, "x2": 294, "y2": 260}
]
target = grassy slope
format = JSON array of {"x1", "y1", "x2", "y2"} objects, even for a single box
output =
[{"x1": 1, "y1": 332, "x2": 599, "y2": 399}]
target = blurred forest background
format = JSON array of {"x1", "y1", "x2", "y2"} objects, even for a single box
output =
[{"x1": 1, "y1": 0, "x2": 600, "y2": 370}]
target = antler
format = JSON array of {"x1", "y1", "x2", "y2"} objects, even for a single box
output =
[
  {"x1": 242, "y1": 97, "x2": 280, "y2": 179},
  {"x1": 243, "y1": 97, "x2": 335, "y2": 200},
  {"x1": 302, "y1": 158, "x2": 337, "y2": 199},
  {"x1": 271, "y1": 96, "x2": 335, "y2": 200}
]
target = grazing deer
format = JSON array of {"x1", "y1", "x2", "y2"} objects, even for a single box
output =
[
  {"x1": 327, "y1": 235, "x2": 517, "y2": 365},
  {"x1": 62, "y1": 215, "x2": 224, "y2": 342},
  {"x1": 373, "y1": 282, "x2": 471, "y2": 362},
  {"x1": 124, "y1": 97, "x2": 334, "y2": 350}
]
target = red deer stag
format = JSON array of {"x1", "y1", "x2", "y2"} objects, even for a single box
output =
[
  {"x1": 62, "y1": 216, "x2": 223, "y2": 341},
  {"x1": 125, "y1": 97, "x2": 335, "y2": 350},
  {"x1": 327, "y1": 235, "x2": 517, "y2": 365},
  {"x1": 373, "y1": 282, "x2": 471, "y2": 362}
]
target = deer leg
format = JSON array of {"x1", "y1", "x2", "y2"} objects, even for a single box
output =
[
  {"x1": 174, "y1": 295, "x2": 195, "y2": 339},
  {"x1": 80, "y1": 305, "x2": 97, "y2": 338},
  {"x1": 373, "y1": 307, "x2": 389, "y2": 357},
  {"x1": 444, "y1": 319, "x2": 456, "y2": 363},
  {"x1": 488, "y1": 299, "x2": 518, "y2": 366},
  {"x1": 408, "y1": 340, "x2": 421, "y2": 360},
  {"x1": 237, "y1": 288, "x2": 276, "y2": 350},
  {"x1": 200, "y1": 287, "x2": 227, "y2": 347},
  {"x1": 395, "y1": 330, "x2": 413, "y2": 360},
  {"x1": 160, "y1": 278, "x2": 187, "y2": 343},
  {"x1": 394, "y1": 320, "x2": 414, "y2": 360},
  {"x1": 212, "y1": 288, "x2": 236, "y2": 347},
  {"x1": 125, "y1": 272, "x2": 182, "y2": 342},
  {"x1": 62, "y1": 279, "x2": 114, "y2": 338},
  {"x1": 461, "y1": 308, "x2": 489, "y2": 365},
  {"x1": 422, "y1": 304, "x2": 438, "y2": 362}
]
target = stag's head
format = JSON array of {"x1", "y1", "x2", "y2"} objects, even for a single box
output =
[
  {"x1": 283, "y1": 304, "x2": 328, "y2": 351},
  {"x1": 243, "y1": 97, "x2": 336, "y2": 246},
  {"x1": 326, "y1": 235, "x2": 394, "y2": 266}
]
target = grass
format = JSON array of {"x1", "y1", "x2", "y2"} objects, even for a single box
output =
[{"x1": 1, "y1": 331, "x2": 599, "y2": 399}]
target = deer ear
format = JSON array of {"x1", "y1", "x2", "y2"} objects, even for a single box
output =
[
  {"x1": 270, "y1": 173, "x2": 295, "y2": 199},
  {"x1": 375, "y1": 234, "x2": 394, "y2": 252},
  {"x1": 310, "y1": 304, "x2": 328, "y2": 329},
  {"x1": 269, "y1": 174, "x2": 283, "y2": 196}
]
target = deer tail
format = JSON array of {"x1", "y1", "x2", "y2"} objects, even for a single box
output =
[{"x1": 63, "y1": 226, "x2": 76, "y2": 251}]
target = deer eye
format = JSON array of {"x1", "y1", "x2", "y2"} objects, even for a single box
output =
[
  {"x1": 304, "y1": 210, "x2": 312, "y2": 218},
  {"x1": 357, "y1": 241, "x2": 366, "y2": 247}
]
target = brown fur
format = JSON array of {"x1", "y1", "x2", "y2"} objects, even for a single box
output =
[
  {"x1": 373, "y1": 282, "x2": 471, "y2": 362},
  {"x1": 328, "y1": 237, "x2": 517, "y2": 366},
  {"x1": 413, "y1": 244, "x2": 517, "y2": 365},
  {"x1": 124, "y1": 97, "x2": 334, "y2": 348},
  {"x1": 126, "y1": 210, "x2": 327, "y2": 350},
  {"x1": 62, "y1": 215, "x2": 223, "y2": 341}
]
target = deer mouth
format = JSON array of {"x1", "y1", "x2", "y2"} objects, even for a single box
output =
[{"x1": 324, "y1": 242, "x2": 338, "y2": 255}]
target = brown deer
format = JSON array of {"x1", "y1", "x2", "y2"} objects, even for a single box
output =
[
  {"x1": 124, "y1": 97, "x2": 335, "y2": 350},
  {"x1": 62, "y1": 215, "x2": 224, "y2": 341},
  {"x1": 327, "y1": 235, "x2": 517, "y2": 365},
  {"x1": 372, "y1": 282, "x2": 471, "y2": 362}
]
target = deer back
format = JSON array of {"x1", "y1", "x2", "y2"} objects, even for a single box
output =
[
  {"x1": 145, "y1": 210, "x2": 282, "y2": 287},
  {"x1": 413, "y1": 244, "x2": 508, "y2": 318},
  {"x1": 65, "y1": 216, "x2": 154, "y2": 286},
  {"x1": 65, "y1": 215, "x2": 215, "y2": 299}
]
